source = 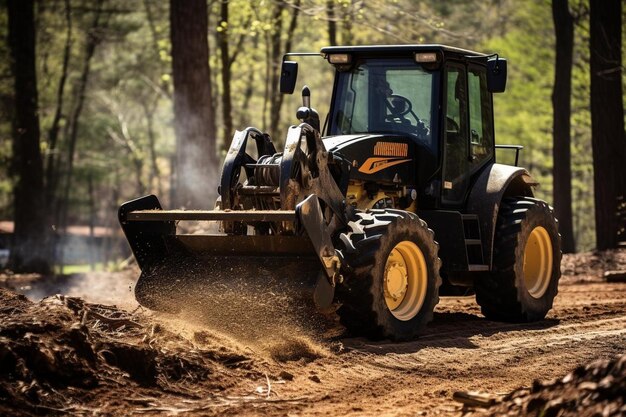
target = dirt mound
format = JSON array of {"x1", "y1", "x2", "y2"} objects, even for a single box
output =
[
  {"x1": 561, "y1": 249, "x2": 626, "y2": 282},
  {"x1": 263, "y1": 336, "x2": 327, "y2": 363},
  {"x1": 0, "y1": 287, "x2": 257, "y2": 416},
  {"x1": 463, "y1": 354, "x2": 626, "y2": 417}
]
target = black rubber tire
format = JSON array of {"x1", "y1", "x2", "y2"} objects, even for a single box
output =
[
  {"x1": 336, "y1": 209, "x2": 442, "y2": 341},
  {"x1": 476, "y1": 197, "x2": 562, "y2": 322}
]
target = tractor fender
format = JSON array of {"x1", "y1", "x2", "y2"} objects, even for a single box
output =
[{"x1": 466, "y1": 163, "x2": 538, "y2": 268}]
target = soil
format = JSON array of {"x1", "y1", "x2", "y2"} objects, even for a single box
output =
[{"x1": 1, "y1": 249, "x2": 625, "y2": 416}]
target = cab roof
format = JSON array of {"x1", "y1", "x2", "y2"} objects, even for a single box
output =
[{"x1": 320, "y1": 44, "x2": 486, "y2": 58}]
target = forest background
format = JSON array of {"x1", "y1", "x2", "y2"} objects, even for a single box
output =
[{"x1": 0, "y1": 0, "x2": 624, "y2": 273}]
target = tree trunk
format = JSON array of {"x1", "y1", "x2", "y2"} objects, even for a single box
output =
[
  {"x1": 327, "y1": 0, "x2": 337, "y2": 46},
  {"x1": 266, "y1": 2, "x2": 284, "y2": 135},
  {"x1": 142, "y1": 0, "x2": 166, "y2": 198},
  {"x1": 103, "y1": 166, "x2": 120, "y2": 266},
  {"x1": 45, "y1": 0, "x2": 71, "y2": 212},
  {"x1": 342, "y1": 0, "x2": 355, "y2": 44},
  {"x1": 218, "y1": 0, "x2": 233, "y2": 155},
  {"x1": 170, "y1": 0, "x2": 217, "y2": 208},
  {"x1": 262, "y1": 28, "x2": 271, "y2": 132},
  {"x1": 56, "y1": 0, "x2": 106, "y2": 273},
  {"x1": 269, "y1": 0, "x2": 300, "y2": 137},
  {"x1": 551, "y1": 0, "x2": 576, "y2": 253},
  {"x1": 590, "y1": 0, "x2": 625, "y2": 249},
  {"x1": 142, "y1": 100, "x2": 162, "y2": 197},
  {"x1": 87, "y1": 172, "x2": 96, "y2": 272},
  {"x1": 57, "y1": 0, "x2": 105, "y2": 267},
  {"x1": 143, "y1": 0, "x2": 171, "y2": 99},
  {"x1": 241, "y1": 34, "x2": 259, "y2": 127},
  {"x1": 7, "y1": 0, "x2": 51, "y2": 273}
]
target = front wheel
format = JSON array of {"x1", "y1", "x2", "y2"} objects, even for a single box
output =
[
  {"x1": 476, "y1": 197, "x2": 562, "y2": 322},
  {"x1": 336, "y1": 209, "x2": 442, "y2": 340}
]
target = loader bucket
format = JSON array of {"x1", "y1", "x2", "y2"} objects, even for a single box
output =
[{"x1": 118, "y1": 195, "x2": 322, "y2": 315}]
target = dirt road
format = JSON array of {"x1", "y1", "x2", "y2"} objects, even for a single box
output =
[{"x1": 1, "y1": 250, "x2": 625, "y2": 416}]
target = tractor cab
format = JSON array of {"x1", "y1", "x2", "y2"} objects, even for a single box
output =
[{"x1": 282, "y1": 45, "x2": 507, "y2": 210}]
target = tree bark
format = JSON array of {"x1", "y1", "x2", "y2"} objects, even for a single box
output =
[
  {"x1": 7, "y1": 0, "x2": 51, "y2": 273},
  {"x1": 590, "y1": 0, "x2": 625, "y2": 249},
  {"x1": 551, "y1": 0, "x2": 576, "y2": 253},
  {"x1": 170, "y1": 0, "x2": 217, "y2": 208}
]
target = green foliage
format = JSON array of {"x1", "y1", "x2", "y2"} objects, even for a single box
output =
[
  {"x1": 55, "y1": 261, "x2": 122, "y2": 274},
  {"x1": 482, "y1": 1, "x2": 596, "y2": 250},
  {"x1": 0, "y1": 0, "x2": 613, "y2": 253},
  {"x1": 483, "y1": 2, "x2": 555, "y2": 193}
]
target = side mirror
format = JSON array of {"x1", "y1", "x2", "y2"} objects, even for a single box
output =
[
  {"x1": 486, "y1": 57, "x2": 507, "y2": 93},
  {"x1": 280, "y1": 61, "x2": 298, "y2": 94}
]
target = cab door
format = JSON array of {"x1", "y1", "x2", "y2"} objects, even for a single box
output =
[
  {"x1": 442, "y1": 63, "x2": 469, "y2": 206},
  {"x1": 467, "y1": 64, "x2": 495, "y2": 173}
]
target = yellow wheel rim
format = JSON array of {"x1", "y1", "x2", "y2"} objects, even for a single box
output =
[
  {"x1": 523, "y1": 226, "x2": 553, "y2": 299},
  {"x1": 383, "y1": 241, "x2": 428, "y2": 321}
]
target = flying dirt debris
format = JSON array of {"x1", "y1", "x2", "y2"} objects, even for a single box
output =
[{"x1": 119, "y1": 44, "x2": 562, "y2": 340}]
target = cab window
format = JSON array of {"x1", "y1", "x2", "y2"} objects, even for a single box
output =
[
  {"x1": 442, "y1": 64, "x2": 469, "y2": 204},
  {"x1": 468, "y1": 68, "x2": 494, "y2": 167},
  {"x1": 329, "y1": 58, "x2": 437, "y2": 152}
]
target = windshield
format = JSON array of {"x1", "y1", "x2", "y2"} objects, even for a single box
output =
[{"x1": 328, "y1": 58, "x2": 437, "y2": 151}]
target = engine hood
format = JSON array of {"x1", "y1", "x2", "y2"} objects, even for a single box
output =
[
  {"x1": 321, "y1": 133, "x2": 416, "y2": 185},
  {"x1": 322, "y1": 134, "x2": 369, "y2": 151},
  {"x1": 322, "y1": 133, "x2": 438, "y2": 188}
]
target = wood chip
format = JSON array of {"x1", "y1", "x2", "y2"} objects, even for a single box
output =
[
  {"x1": 309, "y1": 375, "x2": 321, "y2": 383},
  {"x1": 279, "y1": 370, "x2": 294, "y2": 381},
  {"x1": 453, "y1": 391, "x2": 501, "y2": 408},
  {"x1": 604, "y1": 270, "x2": 626, "y2": 283}
]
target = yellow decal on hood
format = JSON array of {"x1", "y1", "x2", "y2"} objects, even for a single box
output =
[
  {"x1": 358, "y1": 157, "x2": 411, "y2": 174},
  {"x1": 374, "y1": 142, "x2": 408, "y2": 157}
]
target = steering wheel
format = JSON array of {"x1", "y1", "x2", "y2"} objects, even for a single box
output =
[{"x1": 385, "y1": 94, "x2": 413, "y2": 120}]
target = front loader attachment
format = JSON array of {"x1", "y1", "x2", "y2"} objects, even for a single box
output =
[{"x1": 119, "y1": 195, "x2": 326, "y2": 313}]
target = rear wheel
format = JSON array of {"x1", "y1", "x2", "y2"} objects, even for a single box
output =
[
  {"x1": 476, "y1": 197, "x2": 561, "y2": 322},
  {"x1": 337, "y1": 209, "x2": 441, "y2": 340}
]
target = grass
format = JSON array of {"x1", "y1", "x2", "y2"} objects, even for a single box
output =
[{"x1": 54, "y1": 261, "x2": 123, "y2": 275}]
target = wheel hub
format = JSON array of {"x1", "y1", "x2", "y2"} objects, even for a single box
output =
[
  {"x1": 383, "y1": 241, "x2": 428, "y2": 320},
  {"x1": 384, "y1": 261, "x2": 408, "y2": 303},
  {"x1": 523, "y1": 226, "x2": 553, "y2": 299}
]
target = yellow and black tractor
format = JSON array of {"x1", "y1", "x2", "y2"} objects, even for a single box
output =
[{"x1": 119, "y1": 45, "x2": 561, "y2": 340}]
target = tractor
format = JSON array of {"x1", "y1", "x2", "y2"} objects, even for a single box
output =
[{"x1": 119, "y1": 45, "x2": 561, "y2": 340}]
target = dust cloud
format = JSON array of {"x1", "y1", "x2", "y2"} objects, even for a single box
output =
[{"x1": 135, "y1": 254, "x2": 335, "y2": 362}]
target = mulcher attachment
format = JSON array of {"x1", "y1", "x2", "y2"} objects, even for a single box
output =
[{"x1": 119, "y1": 124, "x2": 352, "y2": 313}]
